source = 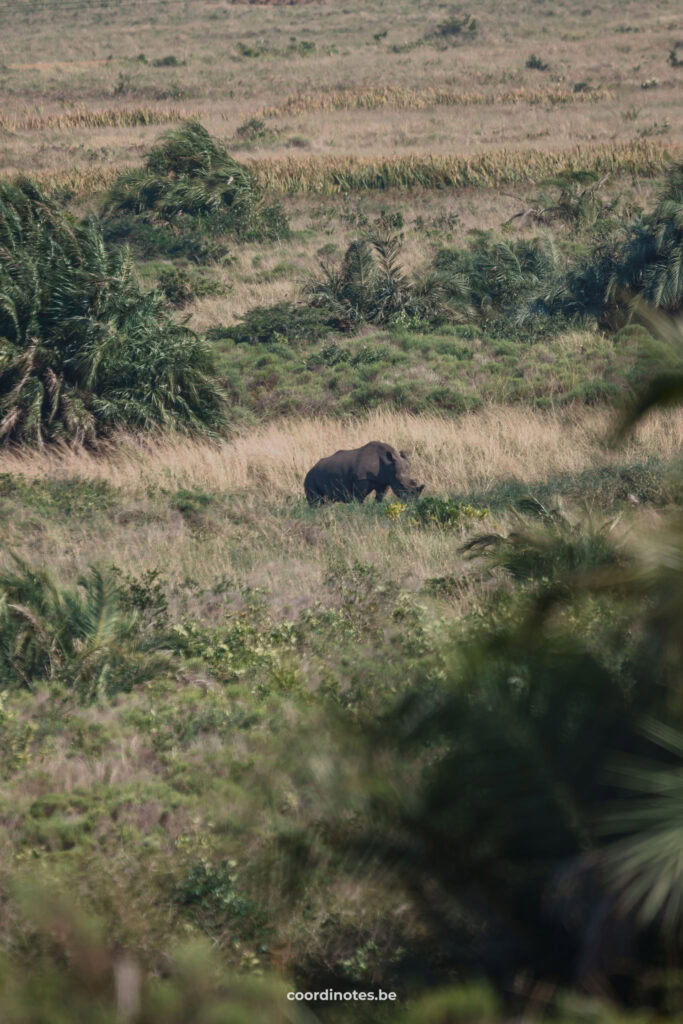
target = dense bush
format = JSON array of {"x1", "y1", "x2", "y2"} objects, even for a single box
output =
[
  {"x1": 207, "y1": 301, "x2": 335, "y2": 345},
  {"x1": 0, "y1": 555, "x2": 170, "y2": 697},
  {"x1": 308, "y1": 229, "x2": 457, "y2": 329},
  {"x1": 543, "y1": 161, "x2": 683, "y2": 329},
  {"x1": 0, "y1": 179, "x2": 226, "y2": 445},
  {"x1": 157, "y1": 264, "x2": 225, "y2": 307},
  {"x1": 432, "y1": 232, "x2": 562, "y2": 323},
  {"x1": 103, "y1": 120, "x2": 289, "y2": 248}
]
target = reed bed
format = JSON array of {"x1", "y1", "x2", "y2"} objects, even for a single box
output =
[
  {"x1": 16, "y1": 140, "x2": 676, "y2": 198},
  {"x1": 257, "y1": 85, "x2": 613, "y2": 119},
  {"x1": 0, "y1": 106, "x2": 190, "y2": 133},
  {"x1": 247, "y1": 140, "x2": 675, "y2": 194}
]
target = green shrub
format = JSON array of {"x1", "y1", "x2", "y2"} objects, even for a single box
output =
[
  {"x1": 207, "y1": 302, "x2": 334, "y2": 345},
  {"x1": 0, "y1": 179, "x2": 226, "y2": 445},
  {"x1": 546, "y1": 161, "x2": 683, "y2": 329},
  {"x1": 103, "y1": 120, "x2": 289, "y2": 244},
  {"x1": 0, "y1": 555, "x2": 171, "y2": 697},
  {"x1": 102, "y1": 214, "x2": 231, "y2": 262},
  {"x1": 157, "y1": 265, "x2": 225, "y2": 307},
  {"x1": 386, "y1": 497, "x2": 489, "y2": 528},
  {"x1": 433, "y1": 232, "x2": 562, "y2": 324},
  {"x1": 308, "y1": 229, "x2": 456, "y2": 329},
  {"x1": 526, "y1": 53, "x2": 550, "y2": 70}
]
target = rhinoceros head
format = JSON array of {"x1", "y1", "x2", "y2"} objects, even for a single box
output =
[{"x1": 383, "y1": 447, "x2": 425, "y2": 498}]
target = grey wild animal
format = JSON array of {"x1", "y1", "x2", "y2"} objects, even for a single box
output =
[{"x1": 304, "y1": 441, "x2": 425, "y2": 505}]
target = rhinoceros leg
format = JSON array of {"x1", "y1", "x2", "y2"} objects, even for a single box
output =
[{"x1": 374, "y1": 485, "x2": 388, "y2": 502}]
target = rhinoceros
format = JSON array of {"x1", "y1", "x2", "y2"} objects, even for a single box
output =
[{"x1": 304, "y1": 441, "x2": 424, "y2": 505}]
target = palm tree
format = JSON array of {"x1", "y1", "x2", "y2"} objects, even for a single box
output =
[{"x1": 0, "y1": 179, "x2": 226, "y2": 445}]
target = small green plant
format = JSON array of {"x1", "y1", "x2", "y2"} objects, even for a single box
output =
[
  {"x1": 526, "y1": 53, "x2": 550, "y2": 70},
  {"x1": 174, "y1": 857, "x2": 262, "y2": 940},
  {"x1": 385, "y1": 497, "x2": 489, "y2": 528},
  {"x1": 667, "y1": 42, "x2": 683, "y2": 67},
  {"x1": 157, "y1": 265, "x2": 225, "y2": 307},
  {"x1": 152, "y1": 54, "x2": 185, "y2": 67},
  {"x1": 207, "y1": 302, "x2": 334, "y2": 345}
]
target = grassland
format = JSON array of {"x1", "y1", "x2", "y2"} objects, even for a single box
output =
[{"x1": 1, "y1": 0, "x2": 683, "y2": 1020}]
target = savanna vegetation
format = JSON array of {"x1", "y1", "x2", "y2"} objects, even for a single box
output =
[{"x1": 1, "y1": 0, "x2": 683, "y2": 1021}]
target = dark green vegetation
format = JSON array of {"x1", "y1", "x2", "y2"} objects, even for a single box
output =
[
  {"x1": 102, "y1": 121, "x2": 289, "y2": 260},
  {"x1": 0, "y1": 179, "x2": 225, "y2": 445},
  {"x1": 217, "y1": 162, "x2": 683, "y2": 344}
]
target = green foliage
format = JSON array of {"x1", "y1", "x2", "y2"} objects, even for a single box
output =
[
  {"x1": 102, "y1": 214, "x2": 231, "y2": 262},
  {"x1": 174, "y1": 857, "x2": 264, "y2": 941},
  {"x1": 157, "y1": 265, "x2": 224, "y2": 307},
  {"x1": 308, "y1": 229, "x2": 455, "y2": 329},
  {"x1": 548, "y1": 161, "x2": 683, "y2": 328},
  {"x1": 462, "y1": 500, "x2": 624, "y2": 583},
  {"x1": 0, "y1": 555, "x2": 171, "y2": 697},
  {"x1": 668, "y1": 42, "x2": 683, "y2": 68},
  {"x1": 433, "y1": 231, "x2": 563, "y2": 325},
  {"x1": 0, "y1": 904, "x2": 294, "y2": 1024},
  {"x1": 103, "y1": 120, "x2": 289, "y2": 245},
  {"x1": 507, "y1": 172, "x2": 621, "y2": 231},
  {"x1": 0, "y1": 474, "x2": 116, "y2": 519},
  {"x1": 386, "y1": 497, "x2": 489, "y2": 528},
  {"x1": 232, "y1": 117, "x2": 281, "y2": 150},
  {"x1": 0, "y1": 179, "x2": 226, "y2": 445},
  {"x1": 526, "y1": 53, "x2": 550, "y2": 70},
  {"x1": 208, "y1": 302, "x2": 334, "y2": 345},
  {"x1": 169, "y1": 612, "x2": 298, "y2": 686},
  {"x1": 212, "y1": 322, "x2": 635, "y2": 420}
]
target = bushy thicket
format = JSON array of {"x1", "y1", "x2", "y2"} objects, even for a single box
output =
[
  {"x1": 518, "y1": 162, "x2": 683, "y2": 330},
  {"x1": 0, "y1": 555, "x2": 170, "y2": 698},
  {"x1": 214, "y1": 166, "x2": 683, "y2": 347},
  {"x1": 0, "y1": 179, "x2": 226, "y2": 445},
  {"x1": 421, "y1": 163, "x2": 683, "y2": 334},
  {"x1": 102, "y1": 121, "x2": 289, "y2": 259}
]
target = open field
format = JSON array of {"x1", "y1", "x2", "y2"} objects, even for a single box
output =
[
  {"x1": 1, "y1": 0, "x2": 682, "y2": 181},
  {"x1": 1, "y1": 404, "x2": 681, "y2": 615},
  {"x1": 2, "y1": 0, "x2": 683, "y2": 1020}
]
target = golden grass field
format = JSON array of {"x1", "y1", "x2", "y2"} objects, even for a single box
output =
[{"x1": 1, "y1": 406, "x2": 680, "y2": 624}]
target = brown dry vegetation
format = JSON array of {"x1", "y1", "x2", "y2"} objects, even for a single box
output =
[
  {"x1": 1, "y1": 407, "x2": 680, "y2": 623},
  {"x1": 1, "y1": 0, "x2": 681, "y2": 182}
]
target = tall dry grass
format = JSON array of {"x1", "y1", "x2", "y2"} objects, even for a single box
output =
[
  {"x1": 247, "y1": 141, "x2": 676, "y2": 194},
  {"x1": 257, "y1": 85, "x2": 613, "y2": 119},
  {"x1": 2, "y1": 406, "x2": 681, "y2": 498},
  {"x1": 0, "y1": 107, "x2": 190, "y2": 133},
  {"x1": 1, "y1": 406, "x2": 679, "y2": 619},
  {"x1": 15, "y1": 139, "x2": 676, "y2": 199}
]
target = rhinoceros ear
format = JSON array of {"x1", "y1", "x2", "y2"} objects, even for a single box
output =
[
  {"x1": 418, "y1": 484, "x2": 425, "y2": 494},
  {"x1": 399, "y1": 450, "x2": 408, "y2": 459}
]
